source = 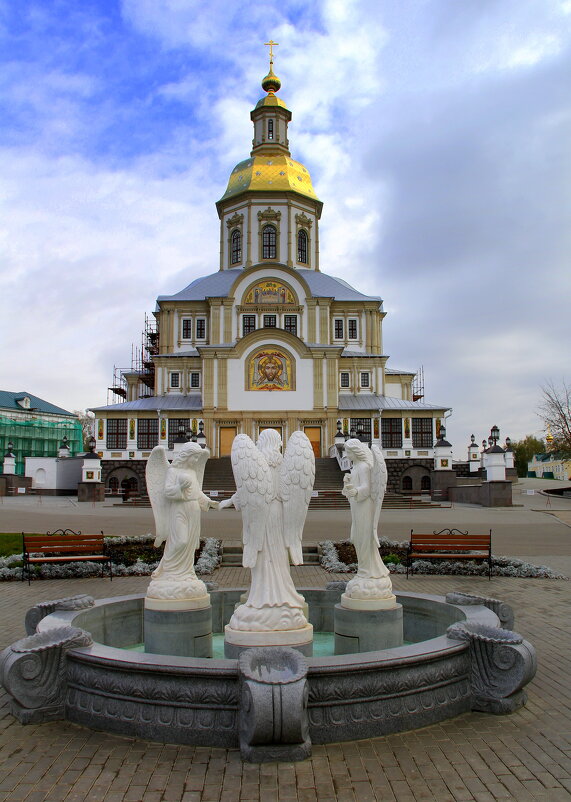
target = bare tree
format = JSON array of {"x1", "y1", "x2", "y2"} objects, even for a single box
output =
[
  {"x1": 538, "y1": 381, "x2": 571, "y2": 457},
  {"x1": 74, "y1": 410, "x2": 96, "y2": 450}
]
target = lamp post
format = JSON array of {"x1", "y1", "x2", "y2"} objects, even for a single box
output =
[
  {"x1": 334, "y1": 420, "x2": 345, "y2": 453},
  {"x1": 197, "y1": 421, "x2": 207, "y2": 449}
]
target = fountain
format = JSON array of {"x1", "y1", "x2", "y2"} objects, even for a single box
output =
[{"x1": 0, "y1": 432, "x2": 537, "y2": 762}]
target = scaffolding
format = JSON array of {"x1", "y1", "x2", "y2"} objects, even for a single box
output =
[
  {"x1": 107, "y1": 313, "x2": 159, "y2": 404},
  {"x1": 0, "y1": 415, "x2": 83, "y2": 475},
  {"x1": 412, "y1": 366, "x2": 425, "y2": 402}
]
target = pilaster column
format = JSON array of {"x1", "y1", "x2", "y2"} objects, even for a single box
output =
[
  {"x1": 326, "y1": 353, "x2": 338, "y2": 409},
  {"x1": 202, "y1": 355, "x2": 215, "y2": 410},
  {"x1": 307, "y1": 300, "x2": 317, "y2": 343},
  {"x1": 217, "y1": 355, "x2": 228, "y2": 410},
  {"x1": 210, "y1": 302, "x2": 221, "y2": 345},
  {"x1": 313, "y1": 352, "x2": 324, "y2": 409}
]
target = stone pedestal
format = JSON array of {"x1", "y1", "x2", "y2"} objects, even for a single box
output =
[
  {"x1": 77, "y1": 482, "x2": 105, "y2": 502},
  {"x1": 334, "y1": 603, "x2": 403, "y2": 655},
  {"x1": 224, "y1": 624, "x2": 313, "y2": 658},
  {"x1": 144, "y1": 598, "x2": 212, "y2": 658}
]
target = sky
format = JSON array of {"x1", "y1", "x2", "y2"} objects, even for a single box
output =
[{"x1": 1, "y1": 0, "x2": 570, "y2": 456}]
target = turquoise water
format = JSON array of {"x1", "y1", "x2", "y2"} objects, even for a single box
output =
[
  {"x1": 124, "y1": 631, "x2": 336, "y2": 657},
  {"x1": 123, "y1": 632, "x2": 410, "y2": 657}
]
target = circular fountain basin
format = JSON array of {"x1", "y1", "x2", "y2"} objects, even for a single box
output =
[{"x1": 37, "y1": 586, "x2": 499, "y2": 747}]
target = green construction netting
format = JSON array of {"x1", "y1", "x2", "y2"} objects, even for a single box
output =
[{"x1": 0, "y1": 415, "x2": 83, "y2": 475}]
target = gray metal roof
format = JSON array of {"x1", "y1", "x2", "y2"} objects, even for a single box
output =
[
  {"x1": 0, "y1": 390, "x2": 76, "y2": 417},
  {"x1": 341, "y1": 350, "x2": 386, "y2": 358},
  {"x1": 338, "y1": 394, "x2": 450, "y2": 412},
  {"x1": 157, "y1": 268, "x2": 382, "y2": 304},
  {"x1": 385, "y1": 367, "x2": 415, "y2": 375},
  {"x1": 91, "y1": 395, "x2": 203, "y2": 413}
]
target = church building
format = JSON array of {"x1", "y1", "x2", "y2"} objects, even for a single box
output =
[{"x1": 92, "y1": 55, "x2": 450, "y2": 494}]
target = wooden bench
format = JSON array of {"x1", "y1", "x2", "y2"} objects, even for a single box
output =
[
  {"x1": 22, "y1": 529, "x2": 112, "y2": 584},
  {"x1": 406, "y1": 528, "x2": 492, "y2": 580}
]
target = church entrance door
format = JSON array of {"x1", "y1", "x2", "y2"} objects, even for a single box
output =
[
  {"x1": 219, "y1": 426, "x2": 237, "y2": 457},
  {"x1": 304, "y1": 426, "x2": 321, "y2": 458}
]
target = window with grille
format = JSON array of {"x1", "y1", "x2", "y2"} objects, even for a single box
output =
[
  {"x1": 262, "y1": 225, "x2": 276, "y2": 259},
  {"x1": 106, "y1": 419, "x2": 127, "y2": 449},
  {"x1": 137, "y1": 419, "x2": 159, "y2": 450},
  {"x1": 195, "y1": 318, "x2": 206, "y2": 339},
  {"x1": 340, "y1": 372, "x2": 350, "y2": 388},
  {"x1": 190, "y1": 372, "x2": 200, "y2": 389},
  {"x1": 381, "y1": 418, "x2": 403, "y2": 448},
  {"x1": 168, "y1": 419, "x2": 189, "y2": 449},
  {"x1": 334, "y1": 319, "x2": 344, "y2": 339},
  {"x1": 242, "y1": 315, "x2": 256, "y2": 335},
  {"x1": 182, "y1": 319, "x2": 192, "y2": 339},
  {"x1": 284, "y1": 315, "x2": 297, "y2": 335},
  {"x1": 267, "y1": 119, "x2": 274, "y2": 140},
  {"x1": 348, "y1": 319, "x2": 358, "y2": 339},
  {"x1": 350, "y1": 418, "x2": 372, "y2": 443},
  {"x1": 231, "y1": 230, "x2": 242, "y2": 264},
  {"x1": 170, "y1": 372, "x2": 180, "y2": 388},
  {"x1": 412, "y1": 418, "x2": 433, "y2": 448},
  {"x1": 297, "y1": 229, "x2": 308, "y2": 263},
  {"x1": 360, "y1": 372, "x2": 370, "y2": 388},
  {"x1": 263, "y1": 315, "x2": 276, "y2": 328}
]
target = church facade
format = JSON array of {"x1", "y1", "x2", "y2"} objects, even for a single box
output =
[{"x1": 92, "y1": 62, "x2": 450, "y2": 493}]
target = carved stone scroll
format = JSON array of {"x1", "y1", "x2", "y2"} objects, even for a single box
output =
[
  {"x1": 447, "y1": 621, "x2": 537, "y2": 714},
  {"x1": 238, "y1": 647, "x2": 311, "y2": 762},
  {"x1": 25, "y1": 595, "x2": 95, "y2": 635},
  {"x1": 0, "y1": 626, "x2": 93, "y2": 723},
  {"x1": 445, "y1": 591, "x2": 514, "y2": 630}
]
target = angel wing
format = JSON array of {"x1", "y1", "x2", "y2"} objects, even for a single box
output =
[
  {"x1": 145, "y1": 446, "x2": 169, "y2": 547},
  {"x1": 194, "y1": 446, "x2": 210, "y2": 489},
  {"x1": 280, "y1": 431, "x2": 315, "y2": 564},
  {"x1": 371, "y1": 444, "x2": 388, "y2": 545},
  {"x1": 231, "y1": 435, "x2": 273, "y2": 568}
]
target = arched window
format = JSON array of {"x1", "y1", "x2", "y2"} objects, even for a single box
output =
[
  {"x1": 267, "y1": 119, "x2": 274, "y2": 140},
  {"x1": 421, "y1": 475, "x2": 431, "y2": 491},
  {"x1": 402, "y1": 476, "x2": 413, "y2": 492},
  {"x1": 297, "y1": 229, "x2": 308, "y2": 263},
  {"x1": 262, "y1": 225, "x2": 276, "y2": 259},
  {"x1": 231, "y1": 229, "x2": 242, "y2": 264}
]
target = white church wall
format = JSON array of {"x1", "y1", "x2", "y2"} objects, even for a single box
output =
[{"x1": 226, "y1": 353, "x2": 314, "y2": 412}]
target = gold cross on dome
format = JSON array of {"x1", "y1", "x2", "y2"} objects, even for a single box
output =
[{"x1": 264, "y1": 39, "x2": 279, "y2": 64}]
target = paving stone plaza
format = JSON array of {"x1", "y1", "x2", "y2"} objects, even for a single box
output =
[{"x1": 1, "y1": 482, "x2": 571, "y2": 801}]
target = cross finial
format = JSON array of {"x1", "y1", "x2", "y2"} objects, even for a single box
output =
[{"x1": 264, "y1": 39, "x2": 279, "y2": 66}]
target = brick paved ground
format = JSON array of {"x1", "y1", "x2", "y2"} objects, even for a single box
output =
[{"x1": 1, "y1": 566, "x2": 571, "y2": 802}]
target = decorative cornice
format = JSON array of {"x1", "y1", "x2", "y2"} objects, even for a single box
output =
[
  {"x1": 257, "y1": 207, "x2": 282, "y2": 223},
  {"x1": 226, "y1": 212, "x2": 244, "y2": 229},
  {"x1": 295, "y1": 212, "x2": 313, "y2": 229}
]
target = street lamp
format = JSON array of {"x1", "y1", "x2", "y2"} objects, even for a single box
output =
[
  {"x1": 334, "y1": 420, "x2": 345, "y2": 452},
  {"x1": 197, "y1": 421, "x2": 207, "y2": 449},
  {"x1": 88, "y1": 435, "x2": 97, "y2": 453},
  {"x1": 490, "y1": 425, "x2": 500, "y2": 447}
]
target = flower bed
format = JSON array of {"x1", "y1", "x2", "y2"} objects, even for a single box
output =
[
  {"x1": 320, "y1": 538, "x2": 568, "y2": 579},
  {"x1": 0, "y1": 535, "x2": 222, "y2": 581}
]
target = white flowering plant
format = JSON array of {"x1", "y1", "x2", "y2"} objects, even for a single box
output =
[
  {"x1": 0, "y1": 535, "x2": 222, "y2": 581},
  {"x1": 320, "y1": 539, "x2": 568, "y2": 579}
]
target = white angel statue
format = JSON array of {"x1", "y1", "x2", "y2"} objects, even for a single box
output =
[
  {"x1": 219, "y1": 429, "x2": 315, "y2": 631},
  {"x1": 341, "y1": 439, "x2": 395, "y2": 605},
  {"x1": 145, "y1": 442, "x2": 219, "y2": 601}
]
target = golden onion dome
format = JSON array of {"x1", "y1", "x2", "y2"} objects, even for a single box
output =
[
  {"x1": 261, "y1": 65, "x2": 281, "y2": 94},
  {"x1": 220, "y1": 154, "x2": 319, "y2": 201}
]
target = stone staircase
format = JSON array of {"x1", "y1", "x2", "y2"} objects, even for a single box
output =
[
  {"x1": 220, "y1": 543, "x2": 321, "y2": 567},
  {"x1": 119, "y1": 456, "x2": 440, "y2": 510}
]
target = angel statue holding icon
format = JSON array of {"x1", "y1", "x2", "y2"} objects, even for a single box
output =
[
  {"x1": 145, "y1": 442, "x2": 219, "y2": 601},
  {"x1": 218, "y1": 429, "x2": 315, "y2": 631},
  {"x1": 341, "y1": 439, "x2": 395, "y2": 604}
]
